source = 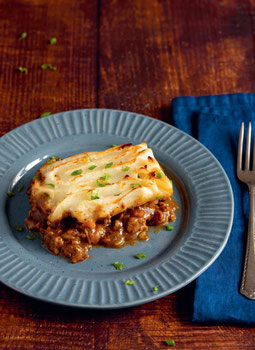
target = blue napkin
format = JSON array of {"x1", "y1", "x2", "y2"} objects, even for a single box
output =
[{"x1": 171, "y1": 93, "x2": 255, "y2": 325}]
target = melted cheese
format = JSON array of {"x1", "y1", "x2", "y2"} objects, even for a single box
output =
[{"x1": 30, "y1": 143, "x2": 173, "y2": 222}]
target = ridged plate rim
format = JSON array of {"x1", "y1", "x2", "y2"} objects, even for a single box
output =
[{"x1": 0, "y1": 109, "x2": 234, "y2": 308}]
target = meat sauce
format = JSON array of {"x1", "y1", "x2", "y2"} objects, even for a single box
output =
[{"x1": 25, "y1": 198, "x2": 177, "y2": 263}]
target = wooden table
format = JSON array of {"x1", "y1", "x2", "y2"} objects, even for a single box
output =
[{"x1": 1, "y1": 0, "x2": 255, "y2": 348}]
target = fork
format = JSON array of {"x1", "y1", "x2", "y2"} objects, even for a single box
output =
[{"x1": 237, "y1": 122, "x2": 255, "y2": 299}]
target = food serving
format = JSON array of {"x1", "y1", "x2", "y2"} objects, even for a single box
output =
[{"x1": 25, "y1": 143, "x2": 177, "y2": 263}]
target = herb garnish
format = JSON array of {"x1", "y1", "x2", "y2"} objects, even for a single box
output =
[
  {"x1": 18, "y1": 67, "x2": 28, "y2": 74},
  {"x1": 114, "y1": 193, "x2": 121, "y2": 196},
  {"x1": 122, "y1": 166, "x2": 130, "y2": 171},
  {"x1": 27, "y1": 235, "x2": 35, "y2": 240},
  {"x1": 7, "y1": 191, "x2": 14, "y2": 197},
  {"x1": 130, "y1": 183, "x2": 141, "y2": 189},
  {"x1": 43, "y1": 192, "x2": 51, "y2": 200},
  {"x1": 135, "y1": 253, "x2": 146, "y2": 259},
  {"x1": 40, "y1": 112, "x2": 51, "y2": 118},
  {"x1": 33, "y1": 173, "x2": 41, "y2": 180},
  {"x1": 157, "y1": 195, "x2": 163, "y2": 200},
  {"x1": 105, "y1": 162, "x2": 113, "y2": 168},
  {"x1": 165, "y1": 340, "x2": 175, "y2": 346},
  {"x1": 165, "y1": 224, "x2": 174, "y2": 231},
  {"x1": 153, "y1": 285, "x2": 158, "y2": 292},
  {"x1": 50, "y1": 37, "x2": 57, "y2": 45},
  {"x1": 41, "y1": 63, "x2": 57, "y2": 70},
  {"x1": 99, "y1": 173, "x2": 110, "y2": 181},
  {"x1": 46, "y1": 159, "x2": 53, "y2": 165},
  {"x1": 91, "y1": 189, "x2": 99, "y2": 200},
  {"x1": 14, "y1": 225, "x2": 23, "y2": 232},
  {"x1": 111, "y1": 144, "x2": 117, "y2": 147},
  {"x1": 96, "y1": 180, "x2": 106, "y2": 187},
  {"x1": 19, "y1": 32, "x2": 27, "y2": 40},
  {"x1": 46, "y1": 183, "x2": 55, "y2": 188},
  {"x1": 155, "y1": 172, "x2": 163, "y2": 178},
  {"x1": 125, "y1": 280, "x2": 135, "y2": 285},
  {"x1": 89, "y1": 165, "x2": 97, "y2": 170},
  {"x1": 17, "y1": 184, "x2": 24, "y2": 192},
  {"x1": 52, "y1": 155, "x2": 58, "y2": 159},
  {"x1": 113, "y1": 262, "x2": 124, "y2": 271},
  {"x1": 71, "y1": 169, "x2": 82, "y2": 176}
]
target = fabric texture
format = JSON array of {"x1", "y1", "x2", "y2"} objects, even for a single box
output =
[{"x1": 171, "y1": 93, "x2": 255, "y2": 325}]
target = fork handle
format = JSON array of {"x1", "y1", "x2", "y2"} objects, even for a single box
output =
[{"x1": 240, "y1": 185, "x2": 255, "y2": 299}]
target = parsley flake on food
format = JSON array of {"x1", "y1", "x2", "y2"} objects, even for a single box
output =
[
  {"x1": 91, "y1": 190, "x2": 99, "y2": 200},
  {"x1": 157, "y1": 195, "x2": 163, "y2": 200},
  {"x1": 71, "y1": 169, "x2": 82, "y2": 176},
  {"x1": 100, "y1": 173, "x2": 110, "y2": 181},
  {"x1": 52, "y1": 155, "x2": 58, "y2": 159},
  {"x1": 130, "y1": 183, "x2": 141, "y2": 189},
  {"x1": 165, "y1": 224, "x2": 174, "y2": 231},
  {"x1": 96, "y1": 180, "x2": 106, "y2": 187},
  {"x1": 122, "y1": 166, "x2": 130, "y2": 171},
  {"x1": 46, "y1": 159, "x2": 53, "y2": 165},
  {"x1": 105, "y1": 162, "x2": 113, "y2": 168},
  {"x1": 43, "y1": 192, "x2": 51, "y2": 200},
  {"x1": 17, "y1": 184, "x2": 24, "y2": 192},
  {"x1": 50, "y1": 37, "x2": 57, "y2": 44},
  {"x1": 155, "y1": 172, "x2": 163, "y2": 178},
  {"x1": 89, "y1": 165, "x2": 97, "y2": 170},
  {"x1": 7, "y1": 191, "x2": 14, "y2": 197},
  {"x1": 33, "y1": 173, "x2": 41, "y2": 180},
  {"x1": 114, "y1": 193, "x2": 121, "y2": 196},
  {"x1": 125, "y1": 280, "x2": 135, "y2": 285},
  {"x1": 14, "y1": 225, "x2": 23, "y2": 232},
  {"x1": 18, "y1": 67, "x2": 28, "y2": 74},
  {"x1": 113, "y1": 261, "x2": 124, "y2": 271},
  {"x1": 19, "y1": 32, "x2": 27, "y2": 40},
  {"x1": 40, "y1": 112, "x2": 51, "y2": 118},
  {"x1": 135, "y1": 253, "x2": 146, "y2": 259},
  {"x1": 46, "y1": 183, "x2": 55, "y2": 188},
  {"x1": 165, "y1": 340, "x2": 175, "y2": 346}
]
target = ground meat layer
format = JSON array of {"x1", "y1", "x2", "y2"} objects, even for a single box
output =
[{"x1": 25, "y1": 198, "x2": 177, "y2": 263}]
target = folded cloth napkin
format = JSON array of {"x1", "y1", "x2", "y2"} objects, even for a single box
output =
[{"x1": 171, "y1": 93, "x2": 255, "y2": 325}]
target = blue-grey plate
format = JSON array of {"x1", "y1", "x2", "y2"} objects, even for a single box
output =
[{"x1": 0, "y1": 109, "x2": 234, "y2": 309}]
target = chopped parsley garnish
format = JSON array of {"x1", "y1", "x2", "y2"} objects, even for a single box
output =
[
  {"x1": 14, "y1": 225, "x2": 23, "y2": 232},
  {"x1": 153, "y1": 285, "x2": 158, "y2": 292},
  {"x1": 111, "y1": 144, "x2": 117, "y2": 147},
  {"x1": 46, "y1": 183, "x2": 55, "y2": 188},
  {"x1": 165, "y1": 224, "x2": 174, "y2": 231},
  {"x1": 96, "y1": 180, "x2": 106, "y2": 187},
  {"x1": 155, "y1": 172, "x2": 163, "y2": 178},
  {"x1": 122, "y1": 166, "x2": 130, "y2": 171},
  {"x1": 46, "y1": 159, "x2": 53, "y2": 165},
  {"x1": 135, "y1": 253, "x2": 146, "y2": 259},
  {"x1": 157, "y1": 195, "x2": 163, "y2": 200},
  {"x1": 71, "y1": 169, "x2": 82, "y2": 176},
  {"x1": 52, "y1": 155, "x2": 58, "y2": 159},
  {"x1": 18, "y1": 67, "x2": 28, "y2": 74},
  {"x1": 7, "y1": 191, "x2": 14, "y2": 197},
  {"x1": 43, "y1": 192, "x2": 51, "y2": 200},
  {"x1": 114, "y1": 193, "x2": 121, "y2": 196},
  {"x1": 40, "y1": 112, "x2": 51, "y2": 118},
  {"x1": 26, "y1": 235, "x2": 35, "y2": 240},
  {"x1": 41, "y1": 63, "x2": 57, "y2": 70},
  {"x1": 113, "y1": 262, "x2": 124, "y2": 271},
  {"x1": 130, "y1": 183, "x2": 141, "y2": 189},
  {"x1": 50, "y1": 37, "x2": 57, "y2": 44},
  {"x1": 125, "y1": 280, "x2": 135, "y2": 285},
  {"x1": 33, "y1": 173, "x2": 41, "y2": 180},
  {"x1": 89, "y1": 165, "x2": 97, "y2": 170},
  {"x1": 105, "y1": 162, "x2": 113, "y2": 168},
  {"x1": 165, "y1": 340, "x2": 175, "y2": 347},
  {"x1": 17, "y1": 184, "x2": 24, "y2": 192},
  {"x1": 19, "y1": 32, "x2": 27, "y2": 40},
  {"x1": 99, "y1": 173, "x2": 110, "y2": 181},
  {"x1": 91, "y1": 189, "x2": 99, "y2": 200}
]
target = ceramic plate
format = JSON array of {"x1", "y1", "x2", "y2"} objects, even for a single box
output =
[{"x1": 0, "y1": 109, "x2": 234, "y2": 308}]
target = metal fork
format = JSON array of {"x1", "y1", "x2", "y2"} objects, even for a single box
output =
[{"x1": 237, "y1": 122, "x2": 255, "y2": 299}]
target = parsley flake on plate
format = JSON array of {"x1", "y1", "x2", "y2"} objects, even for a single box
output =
[
  {"x1": 17, "y1": 184, "x2": 24, "y2": 192},
  {"x1": 7, "y1": 191, "x2": 14, "y2": 197},
  {"x1": 165, "y1": 224, "x2": 174, "y2": 231},
  {"x1": 113, "y1": 262, "x2": 124, "y2": 271},
  {"x1": 153, "y1": 285, "x2": 158, "y2": 292},
  {"x1": 14, "y1": 225, "x2": 23, "y2": 232},
  {"x1": 40, "y1": 112, "x2": 51, "y2": 118},
  {"x1": 125, "y1": 280, "x2": 135, "y2": 285},
  {"x1": 135, "y1": 253, "x2": 146, "y2": 259}
]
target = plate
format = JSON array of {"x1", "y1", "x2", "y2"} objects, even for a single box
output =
[{"x1": 0, "y1": 109, "x2": 234, "y2": 308}]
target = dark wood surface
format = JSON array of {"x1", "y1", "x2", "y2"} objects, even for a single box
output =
[{"x1": 1, "y1": 0, "x2": 255, "y2": 349}]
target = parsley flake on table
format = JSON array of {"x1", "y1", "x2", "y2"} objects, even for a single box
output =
[
  {"x1": 18, "y1": 32, "x2": 27, "y2": 40},
  {"x1": 105, "y1": 162, "x2": 113, "y2": 168},
  {"x1": 165, "y1": 224, "x2": 174, "y2": 231},
  {"x1": 41, "y1": 63, "x2": 57, "y2": 70},
  {"x1": 17, "y1": 184, "x2": 24, "y2": 192},
  {"x1": 122, "y1": 166, "x2": 130, "y2": 171},
  {"x1": 89, "y1": 165, "x2": 97, "y2": 170},
  {"x1": 135, "y1": 253, "x2": 146, "y2": 259},
  {"x1": 40, "y1": 112, "x2": 51, "y2": 118},
  {"x1": 14, "y1": 225, "x2": 23, "y2": 232},
  {"x1": 113, "y1": 262, "x2": 124, "y2": 271},
  {"x1": 125, "y1": 280, "x2": 135, "y2": 285},
  {"x1": 7, "y1": 191, "x2": 14, "y2": 197},
  {"x1": 71, "y1": 169, "x2": 82, "y2": 176},
  {"x1": 50, "y1": 37, "x2": 57, "y2": 44},
  {"x1": 91, "y1": 190, "x2": 99, "y2": 200},
  {"x1": 165, "y1": 339, "x2": 175, "y2": 346},
  {"x1": 18, "y1": 67, "x2": 28, "y2": 74}
]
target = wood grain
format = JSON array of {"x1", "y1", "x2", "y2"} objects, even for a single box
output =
[{"x1": 1, "y1": 0, "x2": 255, "y2": 349}]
